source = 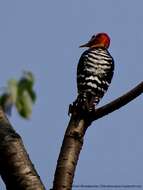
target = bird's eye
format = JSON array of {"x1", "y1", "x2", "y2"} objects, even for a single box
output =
[{"x1": 91, "y1": 35, "x2": 95, "y2": 39}]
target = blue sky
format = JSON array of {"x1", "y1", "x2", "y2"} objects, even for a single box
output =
[{"x1": 0, "y1": 1, "x2": 143, "y2": 189}]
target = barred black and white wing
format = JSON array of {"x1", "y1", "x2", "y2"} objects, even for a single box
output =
[{"x1": 76, "y1": 47, "x2": 114, "y2": 111}]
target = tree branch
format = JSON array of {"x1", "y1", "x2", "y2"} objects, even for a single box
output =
[
  {"x1": 90, "y1": 81, "x2": 143, "y2": 121},
  {"x1": 0, "y1": 108, "x2": 45, "y2": 190},
  {"x1": 52, "y1": 115, "x2": 88, "y2": 190},
  {"x1": 52, "y1": 82, "x2": 143, "y2": 190}
]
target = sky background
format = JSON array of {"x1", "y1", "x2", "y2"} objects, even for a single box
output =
[{"x1": 0, "y1": 1, "x2": 143, "y2": 189}]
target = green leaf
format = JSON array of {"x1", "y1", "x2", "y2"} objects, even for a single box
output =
[
  {"x1": 28, "y1": 89, "x2": 36, "y2": 103},
  {"x1": 16, "y1": 90, "x2": 33, "y2": 119},
  {"x1": 23, "y1": 71, "x2": 34, "y2": 84},
  {"x1": 18, "y1": 71, "x2": 35, "y2": 90},
  {"x1": 18, "y1": 71, "x2": 36, "y2": 103},
  {"x1": 0, "y1": 71, "x2": 36, "y2": 119},
  {"x1": 8, "y1": 79, "x2": 18, "y2": 103}
]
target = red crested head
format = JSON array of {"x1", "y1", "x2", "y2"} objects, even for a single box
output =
[{"x1": 80, "y1": 33, "x2": 110, "y2": 49}]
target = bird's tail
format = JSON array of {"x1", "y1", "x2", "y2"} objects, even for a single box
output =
[{"x1": 75, "y1": 93, "x2": 100, "y2": 112}]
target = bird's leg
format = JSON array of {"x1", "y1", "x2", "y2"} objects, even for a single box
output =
[
  {"x1": 87, "y1": 96, "x2": 98, "y2": 112},
  {"x1": 68, "y1": 100, "x2": 78, "y2": 116},
  {"x1": 68, "y1": 98, "x2": 89, "y2": 117},
  {"x1": 68, "y1": 96, "x2": 86, "y2": 116}
]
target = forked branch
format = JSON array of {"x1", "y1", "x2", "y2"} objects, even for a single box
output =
[{"x1": 52, "y1": 82, "x2": 143, "y2": 190}]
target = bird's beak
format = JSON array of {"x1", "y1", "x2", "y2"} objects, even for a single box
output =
[{"x1": 79, "y1": 41, "x2": 90, "y2": 48}]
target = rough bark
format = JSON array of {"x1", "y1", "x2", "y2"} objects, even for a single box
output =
[
  {"x1": 52, "y1": 115, "x2": 88, "y2": 190},
  {"x1": 52, "y1": 82, "x2": 143, "y2": 190},
  {"x1": 0, "y1": 108, "x2": 45, "y2": 190}
]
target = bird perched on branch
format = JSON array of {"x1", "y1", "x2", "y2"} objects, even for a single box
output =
[{"x1": 74, "y1": 33, "x2": 114, "y2": 112}]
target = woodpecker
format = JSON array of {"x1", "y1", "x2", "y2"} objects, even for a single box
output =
[{"x1": 75, "y1": 33, "x2": 114, "y2": 112}]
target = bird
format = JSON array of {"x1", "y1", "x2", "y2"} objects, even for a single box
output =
[{"x1": 75, "y1": 33, "x2": 114, "y2": 112}]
